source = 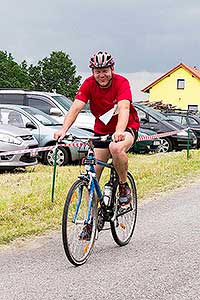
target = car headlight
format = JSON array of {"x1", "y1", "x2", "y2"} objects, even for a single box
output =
[
  {"x1": 176, "y1": 130, "x2": 188, "y2": 137},
  {"x1": 0, "y1": 134, "x2": 22, "y2": 145}
]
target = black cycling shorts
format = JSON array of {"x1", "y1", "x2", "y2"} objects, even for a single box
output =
[{"x1": 93, "y1": 128, "x2": 138, "y2": 149}]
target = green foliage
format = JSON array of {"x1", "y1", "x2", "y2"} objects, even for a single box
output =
[
  {"x1": 0, "y1": 51, "x2": 31, "y2": 89},
  {"x1": 0, "y1": 50, "x2": 81, "y2": 99},
  {"x1": 28, "y1": 51, "x2": 82, "y2": 99}
]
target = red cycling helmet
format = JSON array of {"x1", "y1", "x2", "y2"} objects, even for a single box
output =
[{"x1": 89, "y1": 51, "x2": 115, "y2": 68}]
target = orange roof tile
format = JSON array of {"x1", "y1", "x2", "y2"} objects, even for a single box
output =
[{"x1": 141, "y1": 63, "x2": 200, "y2": 93}]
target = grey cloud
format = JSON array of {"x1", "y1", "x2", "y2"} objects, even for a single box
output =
[{"x1": 0, "y1": 0, "x2": 200, "y2": 73}]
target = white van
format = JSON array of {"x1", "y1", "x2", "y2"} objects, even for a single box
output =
[{"x1": 0, "y1": 89, "x2": 95, "y2": 132}]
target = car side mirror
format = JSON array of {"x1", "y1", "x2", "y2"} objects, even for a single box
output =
[
  {"x1": 26, "y1": 122, "x2": 37, "y2": 129},
  {"x1": 50, "y1": 107, "x2": 63, "y2": 116},
  {"x1": 141, "y1": 117, "x2": 148, "y2": 123}
]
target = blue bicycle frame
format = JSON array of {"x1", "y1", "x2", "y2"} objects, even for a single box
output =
[{"x1": 72, "y1": 149, "x2": 113, "y2": 225}]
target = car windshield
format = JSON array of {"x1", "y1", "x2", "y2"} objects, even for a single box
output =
[
  {"x1": 22, "y1": 107, "x2": 62, "y2": 126},
  {"x1": 52, "y1": 95, "x2": 90, "y2": 112},
  {"x1": 135, "y1": 103, "x2": 172, "y2": 121}
]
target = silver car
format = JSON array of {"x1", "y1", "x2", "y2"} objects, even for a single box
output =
[
  {"x1": 0, "y1": 105, "x2": 92, "y2": 166},
  {"x1": 0, "y1": 125, "x2": 38, "y2": 170},
  {"x1": 0, "y1": 89, "x2": 95, "y2": 132}
]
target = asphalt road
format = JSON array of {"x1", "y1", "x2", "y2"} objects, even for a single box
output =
[{"x1": 1, "y1": 179, "x2": 200, "y2": 300}]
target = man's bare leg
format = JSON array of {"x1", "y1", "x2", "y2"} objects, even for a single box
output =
[
  {"x1": 109, "y1": 132, "x2": 134, "y2": 183},
  {"x1": 108, "y1": 132, "x2": 135, "y2": 206},
  {"x1": 94, "y1": 148, "x2": 110, "y2": 181}
]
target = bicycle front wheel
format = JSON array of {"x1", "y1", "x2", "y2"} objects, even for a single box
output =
[
  {"x1": 110, "y1": 172, "x2": 137, "y2": 246},
  {"x1": 62, "y1": 179, "x2": 97, "y2": 266}
]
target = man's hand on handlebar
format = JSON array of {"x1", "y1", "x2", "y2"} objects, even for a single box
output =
[{"x1": 112, "y1": 130, "x2": 125, "y2": 142}]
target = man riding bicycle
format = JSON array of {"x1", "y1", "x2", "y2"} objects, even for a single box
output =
[{"x1": 54, "y1": 50, "x2": 140, "y2": 207}]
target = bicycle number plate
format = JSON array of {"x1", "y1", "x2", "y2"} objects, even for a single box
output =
[
  {"x1": 30, "y1": 149, "x2": 39, "y2": 157},
  {"x1": 82, "y1": 158, "x2": 96, "y2": 165}
]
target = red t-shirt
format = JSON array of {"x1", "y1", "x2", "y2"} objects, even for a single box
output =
[{"x1": 75, "y1": 73, "x2": 140, "y2": 134}]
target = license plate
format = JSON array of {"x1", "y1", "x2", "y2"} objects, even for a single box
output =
[
  {"x1": 30, "y1": 149, "x2": 39, "y2": 157},
  {"x1": 153, "y1": 140, "x2": 161, "y2": 146}
]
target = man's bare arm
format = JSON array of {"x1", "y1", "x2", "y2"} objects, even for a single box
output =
[
  {"x1": 54, "y1": 99, "x2": 86, "y2": 140},
  {"x1": 113, "y1": 100, "x2": 130, "y2": 142}
]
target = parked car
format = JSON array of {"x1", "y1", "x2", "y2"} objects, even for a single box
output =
[
  {"x1": 0, "y1": 89, "x2": 95, "y2": 132},
  {"x1": 0, "y1": 105, "x2": 93, "y2": 166},
  {"x1": 134, "y1": 102, "x2": 197, "y2": 152},
  {"x1": 0, "y1": 125, "x2": 38, "y2": 170},
  {"x1": 129, "y1": 128, "x2": 161, "y2": 154},
  {"x1": 162, "y1": 109, "x2": 200, "y2": 148}
]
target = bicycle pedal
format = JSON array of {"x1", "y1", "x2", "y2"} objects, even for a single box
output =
[
  {"x1": 101, "y1": 226, "x2": 111, "y2": 231},
  {"x1": 95, "y1": 230, "x2": 99, "y2": 240}
]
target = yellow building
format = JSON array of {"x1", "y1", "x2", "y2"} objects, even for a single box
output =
[{"x1": 141, "y1": 63, "x2": 200, "y2": 111}]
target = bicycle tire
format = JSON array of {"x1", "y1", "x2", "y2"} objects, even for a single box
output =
[
  {"x1": 62, "y1": 179, "x2": 97, "y2": 266},
  {"x1": 110, "y1": 172, "x2": 137, "y2": 246}
]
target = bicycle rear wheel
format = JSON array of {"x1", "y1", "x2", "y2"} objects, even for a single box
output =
[
  {"x1": 62, "y1": 179, "x2": 97, "y2": 266},
  {"x1": 110, "y1": 172, "x2": 137, "y2": 246}
]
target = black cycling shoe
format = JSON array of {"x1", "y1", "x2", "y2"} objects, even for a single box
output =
[
  {"x1": 79, "y1": 224, "x2": 92, "y2": 241},
  {"x1": 118, "y1": 182, "x2": 132, "y2": 206}
]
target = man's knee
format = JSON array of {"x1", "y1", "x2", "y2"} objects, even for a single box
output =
[{"x1": 109, "y1": 142, "x2": 126, "y2": 157}]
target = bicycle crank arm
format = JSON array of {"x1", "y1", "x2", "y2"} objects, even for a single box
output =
[
  {"x1": 117, "y1": 207, "x2": 134, "y2": 217},
  {"x1": 111, "y1": 205, "x2": 118, "y2": 222}
]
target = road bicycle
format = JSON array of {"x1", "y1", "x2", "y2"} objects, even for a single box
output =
[{"x1": 62, "y1": 135, "x2": 137, "y2": 266}]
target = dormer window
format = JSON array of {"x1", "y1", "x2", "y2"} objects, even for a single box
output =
[{"x1": 177, "y1": 79, "x2": 185, "y2": 89}]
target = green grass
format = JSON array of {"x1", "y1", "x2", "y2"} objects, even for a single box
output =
[{"x1": 0, "y1": 150, "x2": 200, "y2": 245}]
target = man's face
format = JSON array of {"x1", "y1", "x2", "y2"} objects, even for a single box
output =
[{"x1": 93, "y1": 67, "x2": 113, "y2": 87}]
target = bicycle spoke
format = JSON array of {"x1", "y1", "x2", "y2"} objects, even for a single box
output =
[
  {"x1": 110, "y1": 172, "x2": 137, "y2": 246},
  {"x1": 62, "y1": 180, "x2": 97, "y2": 266}
]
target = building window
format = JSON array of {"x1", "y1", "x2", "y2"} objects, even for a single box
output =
[
  {"x1": 177, "y1": 79, "x2": 185, "y2": 89},
  {"x1": 188, "y1": 104, "x2": 198, "y2": 113}
]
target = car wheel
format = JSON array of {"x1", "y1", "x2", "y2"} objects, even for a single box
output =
[
  {"x1": 43, "y1": 146, "x2": 70, "y2": 166},
  {"x1": 157, "y1": 138, "x2": 173, "y2": 153}
]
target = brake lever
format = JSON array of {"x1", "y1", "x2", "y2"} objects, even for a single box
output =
[
  {"x1": 102, "y1": 134, "x2": 112, "y2": 142},
  {"x1": 57, "y1": 134, "x2": 73, "y2": 144}
]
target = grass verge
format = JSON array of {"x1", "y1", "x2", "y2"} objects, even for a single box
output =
[{"x1": 0, "y1": 150, "x2": 200, "y2": 245}]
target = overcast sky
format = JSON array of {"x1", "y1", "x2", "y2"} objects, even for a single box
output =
[{"x1": 1, "y1": 0, "x2": 200, "y2": 99}]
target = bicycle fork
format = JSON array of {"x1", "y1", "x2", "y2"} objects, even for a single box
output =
[
  {"x1": 72, "y1": 177, "x2": 102, "y2": 226},
  {"x1": 72, "y1": 185, "x2": 83, "y2": 224}
]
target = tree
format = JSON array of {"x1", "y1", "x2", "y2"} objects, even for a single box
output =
[
  {"x1": 28, "y1": 51, "x2": 82, "y2": 99},
  {"x1": 0, "y1": 51, "x2": 31, "y2": 89}
]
